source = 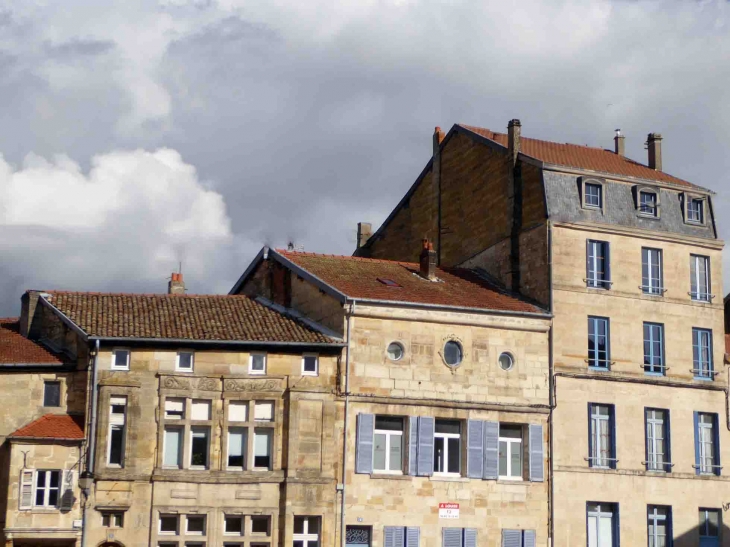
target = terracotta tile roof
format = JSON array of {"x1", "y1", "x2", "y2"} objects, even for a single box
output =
[
  {"x1": 10, "y1": 414, "x2": 85, "y2": 440},
  {"x1": 277, "y1": 250, "x2": 546, "y2": 314},
  {"x1": 0, "y1": 318, "x2": 64, "y2": 365},
  {"x1": 40, "y1": 292, "x2": 336, "y2": 344},
  {"x1": 459, "y1": 124, "x2": 699, "y2": 189}
]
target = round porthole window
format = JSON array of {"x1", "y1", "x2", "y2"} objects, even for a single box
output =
[
  {"x1": 499, "y1": 352, "x2": 514, "y2": 371},
  {"x1": 443, "y1": 341, "x2": 463, "y2": 367},
  {"x1": 387, "y1": 342, "x2": 404, "y2": 361}
]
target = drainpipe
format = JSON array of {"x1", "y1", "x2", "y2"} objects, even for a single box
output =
[
  {"x1": 547, "y1": 221, "x2": 555, "y2": 547},
  {"x1": 80, "y1": 339, "x2": 100, "y2": 547},
  {"x1": 340, "y1": 301, "x2": 355, "y2": 547}
]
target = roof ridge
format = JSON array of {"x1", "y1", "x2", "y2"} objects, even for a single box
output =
[
  {"x1": 39, "y1": 291, "x2": 255, "y2": 299},
  {"x1": 277, "y1": 249, "x2": 420, "y2": 268}
]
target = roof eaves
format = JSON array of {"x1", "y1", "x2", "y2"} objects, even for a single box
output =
[
  {"x1": 9, "y1": 435, "x2": 84, "y2": 443},
  {"x1": 253, "y1": 296, "x2": 344, "y2": 341},
  {"x1": 269, "y1": 249, "x2": 349, "y2": 304},
  {"x1": 351, "y1": 297, "x2": 552, "y2": 319},
  {"x1": 88, "y1": 336, "x2": 346, "y2": 348},
  {"x1": 229, "y1": 246, "x2": 267, "y2": 295},
  {"x1": 37, "y1": 295, "x2": 88, "y2": 341}
]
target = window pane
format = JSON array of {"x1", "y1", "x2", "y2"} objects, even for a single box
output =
[
  {"x1": 159, "y1": 515, "x2": 178, "y2": 533},
  {"x1": 389, "y1": 434, "x2": 402, "y2": 471},
  {"x1": 707, "y1": 510, "x2": 720, "y2": 536},
  {"x1": 303, "y1": 355, "x2": 318, "y2": 373},
  {"x1": 443, "y1": 342, "x2": 462, "y2": 365},
  {"x1": 294, "y1": 517, "x2": 305, "y2": 534},
  {"x1": 447, "y1": 437, "x2": 460, "y2": 473},
  {"x1": 165, "y1": 399, "x2": 185, "y2": 420},
  {"x1": 499, "y1": 440, "x2": 508, "y2": 476},
  {"x1": 191, "y1": 400, "x2": 211, "y2": 421},
  {"x1": 229, "y1": 401, "x2": 248, "y2": 422},
  {"x1": 191, "y1": 428, "x2": 209, "y2": 467},
  {"x1": 228, "y1": 428, "x2": 246, "y2": 468},
  {"x1": 254, "y1": 429, "x2": 272, "y2": 468},
  {"x1": 251, "y1": 354, "x2": 266, "y2": 372},
  {"x1": 434, "y1": 437, "x2": 445, "y2": 473},
  {"x1": 254, "y1": 402, "x2": 274, "y2": 421},
  {"x1": 500, "y1": 425, "x2": 522, "y2": 439},
  {"x1": 113, "y1": 350, "x2": 129, "y2": 368},
  {"x1": 187, "y1": 515, "x2": 206, "y2": 534},
  {"x1": 164, "y1": 428, "x2": 181, "y2": 467},
  {"x1": 225, "y1": 516, "x2": 244, "y2": 534},
  {"x1": 375, "y1": 416, "x2": 403, "y2": 431},
  {"x1": 44, "y1": 382, "x2": 61, "y2": 407},
  {"x1": 109, "y1": 425, "x2": 124, "y2": 465},
  {"x1": 251, "y1": 516, "x2": 270, "y2": 534},
  {"x1": 178, "y1": 352, "x2": 193, "y2": 369},
  {"x1": 373, "y1": 433, "x2": 386, "y2": 471},
  {"x1": 435, "y1": 420, "x2": 460, "y2": 434},
  {"x1": 510, "y1": 441, "x2": 522, "y2": 477}
]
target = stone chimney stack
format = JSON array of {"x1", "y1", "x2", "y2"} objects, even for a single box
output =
[
  {"x1": 614, "y1": 129, "x2": 625, "y2": 156},
  {"x1": 419, "y1": 239, "x2": 437, "y2": 281},
  {"x1": 647, "y1": 133, "x2": 662, "y2": 171},
  {"x1": 357, "y1": 222, "x2": 372, "y2": 249},
  {"x1": 433, "y1": 126, "x2": 445, "y2": 154},
  {"x1": 168, "y1": 272, "x2": 185, "y2": 295},
  {"x1": 508, "y1": 119, "x2": 521, "y2": 165}
]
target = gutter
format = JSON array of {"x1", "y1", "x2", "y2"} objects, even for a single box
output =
[
  {"x1": 86, "y1": 337, "x2": 345, "y2": 348},
  {"x1": 339, "y1": 301, "x2": 355, "y2": 547},
  {"x1": 547, "y1": 221, "x2": 555, "y2": 547},
  {"x1": 80, "y1": 339, "x2": 100, "y2": 547}
]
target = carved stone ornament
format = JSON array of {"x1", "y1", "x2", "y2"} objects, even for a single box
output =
[
  {"x1": 224, "y1": 379, "x2": 280, "y2": 392},
  {"x1": 162, "y1": 376, "x2": 191, "y2": 390},
  {"x1": 195, "y1": 377, "x2": 219, "y2": 391}
]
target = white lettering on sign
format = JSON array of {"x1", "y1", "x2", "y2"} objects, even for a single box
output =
[{"x1": 439, "y1": 503, "x2": 460, "y2": 519}]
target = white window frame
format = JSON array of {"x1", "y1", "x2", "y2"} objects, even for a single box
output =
[
  {"x1": 687, "y1": 197, "x2": 705, "y2": 224},
  {"x1": 587, "y1": 503, "x2": 616, "y2": 547},
  {"x1": 33, "y1": 470, "x2": 61, "y2": 508},
  {"x1": 641, "y1": 248, "x2": 664, "y2": 295},
  {"x1": 102, "y1": 511, "x2": 124, "y2": 528},
  {"x1": 646, "y1": 409, "x2": 666, "y2": 472},
  {"x1": 107, "y1": 396, "x2": 127, "y2": 467},
  {"x1": 163, "y1": 426, "x2": 183, "y2": 469},
  {"x1": 189, "y1": 427, "x2": 210, "y2": 470},
  {"x1": 43, "y1": 381, "x2": 61, "y2": 407},
  {"x1": 301, "y1": 354, "x2": 319, "y2": 377},
  {"x1": 434, "y1": 421, "x2": 461, "y2": 476},
  {"x1": 185, "y1": 515, "x2": 206, "y2": 536},
  {"x1": 164, "y1": 398, "x2": 185, "y2": 420},
  {"x1": 111, "y1": 349, "x2": 130, "y2": 371},
  {"x1": 226, "y1": 427, "x2": 247, "y2": 470},
  {"x1": 690, "y1": 255, "x2": 711, "y2": 301},
  {"x1": 638, "y1": 189, "x2": 659, "y2": 217},
  {"x1": 158, "y1": 514, "x2": 179, "y2": 535},
  {"x1": 176, "y1": 351, "x2": 194, "y2": 372},
  {"x1": 250, "y1": 515, "x2": 271, "y2": 535},
  {"x1": 293, "y1": 516, "x2": 320, "y2": 547},
  {"x1": 373, "y1": 417, "x2": 404, "y2": 474},
  {"x1": 590, "y1": 405, "x2": 611, "y2": 469},
  {"x1": 249, "y1": 352, "x2": 267, "y2": 375},
  {"x1": 583, "y1": 181, "x2": 603, "y2": 210},
  {"x1": 699, "y1": 414, "x2": 715, "y2": 475},
  {"x1": 498, "y1": 426, "x2": 523, "y2": 481},
  {"x1": 252, "y1": 428, "x2": 273, "y2": 470},
  {"x1": 224, "y1": 515, "x2": 245, "y2": 536},
  {"x1": 647, "y1": 506, "x2": 670, "y2": 547}
]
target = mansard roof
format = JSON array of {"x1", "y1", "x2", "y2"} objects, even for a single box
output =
[
  {"x1": 0, "y1": 318, "x2": 65, "y2": 366},
  {"x1": 9, "y1": 414, "x2": 85, "y2": 441},
  {"x1": 272, "y1": 249, "x2": 547, "y2": 315},
  {"x1": 459, "y1": 124, "x2": 706, "y2": 190},
  {"x1": 38, "y1": 292, "x2": 339, "y2": 345}
]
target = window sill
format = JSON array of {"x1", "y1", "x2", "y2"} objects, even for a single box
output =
[
  {"x1": 302, "y1": 372, "x2": 319, "y2": 377},
  {"x1": 430, "y1": 475, "x2": 468, "y2": 483},
  {"x1": 249, "y1": 371, "x2": 266, "y2": 375},
  {"x1": 370, "y1": 473, "x2": 410, "y2": 480},
  {"x1": 498, "y1": 477, "x2": 524, "y2": 482},
  {"x1": 637, "y1": 214, "x2": 660, "y2": 220}
]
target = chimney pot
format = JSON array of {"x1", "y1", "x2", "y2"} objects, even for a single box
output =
[
  {"x1": 614, "y1": 128, "x2": 625, "y2": 156},
  {"x1": 508, "y1": 119, "x2": 521, "y2": 165},
  {"x1": 419, "y1": 238, "x2": 437, "y2": 281},
  {"x1": 356, "y1": 222, "x2": 372, "y2": 249},
  {"x1": 168, "y1": 273, "x2": 185, "y2": 295},
  {"x1": 647, "y1": 133, "x2": 662, "y2": 171}
]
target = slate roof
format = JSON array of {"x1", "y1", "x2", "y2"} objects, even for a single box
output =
[
  {"x1": 277, "y1": 250, "x2": 546, "y2": 314},
  {"x1": 459, "y1": 124, "x2": 701, "y2": 189},
  {"x1": 9, "y1": 414, "x2": 85, "y2": 440},
  {"x1": 40, "y1": 292, "x2": 336, "y2": 344},
  {"x1": 0, "y1": 318, "x2": 64, "y2": 365}
]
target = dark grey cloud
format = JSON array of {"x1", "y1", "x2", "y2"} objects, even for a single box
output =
[{"x1": 0, "y1": 0, "x2": 728, "y2": 316}]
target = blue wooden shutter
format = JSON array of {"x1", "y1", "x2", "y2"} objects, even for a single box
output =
[
  {"x1": 408, "y1": 416, "x2": 418, "y2": 476},
  {"x1": 693, "y1": 411, "x2": 701, "y2": 476},
  {"x1": 608, "y1": 404, "x2": 617, "y2": 469},
  {"x1": 393, "y1": 526, "x2": 405, "y2": 547},
  {"x1": 442, "y1": 528, "x2": 463, "y2": 547},
  {"x1": 643, "y1": 408, "x2": 650, "y2": 471},
  {"x1": 586, "y1": 240, "x2": 592, "y2": 285},
  {"x1": 417, "y1": 417, "x2": 434, "y2": 476},
  {"x1": 713, "y1": 413, "x2": 721, "y2": 476},
  {"x1": 483, "y1": 420, "x2": 499, "y2": 480},
  {"x1": 356, "y1": 414, "x2": 374, "y2": 474},
  {"x1": 463, "y1": 529, "x2": 477, "y2": 547},
  {"x1": 502, "y1": 530, "x2": 521, "y2": 547},
  {"x1": 529, "y1": 424, "x2": 544, "y2": 482},
  {"x1": 406, "y1": 527, "x2": 420, "y2": 547},
  {"x1": 604, "y1": 242, "x2": 611, "y2": 288},
  {"x1": 523, "y1": 530, "x2": 536, "y2": 547},
  {"x1": 467, "y1": 420, "x2": 484, "y2": 479},
  {"x1": 384, "y1": 527, "x2": 397, "y2": 547},
  {"x1": 664, "y1": 410, "x2": 672, "y2": 473},
  {"x1": 587, "y1": 403, "x2": 594, "y2": 467}
]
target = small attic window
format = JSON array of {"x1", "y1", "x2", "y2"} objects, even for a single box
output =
[{"x1": 377, "y1": 278, "x2": 401, "y2": 288}]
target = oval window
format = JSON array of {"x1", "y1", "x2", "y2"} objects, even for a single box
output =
[
  {"x1": 443, "y1": 341, "x2": 463, "y2": 367},
  {"x1": 499, "y1": 352, "x2": 514, "y2": 371},
  {"x1": 387, "y1": 342, "x2": 404, "y2": 361}
]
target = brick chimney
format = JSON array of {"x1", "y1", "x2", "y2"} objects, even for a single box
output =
[
  {"x1": 168, "y1": 273, "x2": 185, "y2": 295},
  {"x1": 614, "y1": 129, "x2": 625, "y2": 156},
  {"x1": 647, "y1": 133, "x2": 662, "y2": 171},
  {"x1": 508, "y1": 119, "x2": 521, "y2": 165},
  {"x1": 356, "y1": 222, "x2": 372, "y2": 249},
  {"x1": 433, "y1": 126, "x2": 445, "y2": 153},
  {"x1": 419, "y1": 239, "x2": 437, "y2": 281}
]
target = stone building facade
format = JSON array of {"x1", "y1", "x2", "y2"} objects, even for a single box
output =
[
  {"x1": 232, "y1": 245, "x2": 553, "y2": 547},
  {"x1": 356, "y1": 121, "x2": 729, "y2": 546}
]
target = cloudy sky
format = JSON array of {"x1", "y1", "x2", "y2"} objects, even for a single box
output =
[{"x1": 0, "y1": 0, "x2": 728, "y2": 315}]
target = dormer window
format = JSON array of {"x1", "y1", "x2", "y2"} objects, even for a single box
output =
[
  {"x1": 584, "y1": 183, "x2": 603, "y2": 208},
  {"x1": 688, "y1": 198, "x2": 704, "y2": 223},
  {"x1": 639, "y1": 190, "x2": 658, "y2": 217}
]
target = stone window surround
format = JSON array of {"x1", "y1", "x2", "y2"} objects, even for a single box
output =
[
  {"x1": 681, "y1": 192, "x2": 708, "y2": 226},
  {"x1": 222, "y1": 513, "x2": 274, "y2": 544},
  {"x1": 42, "y1": 379, "x2": 63, "y2": 408},
  {"x1": 155, "y1": 511, "x2": 208, "y2": 544},
  {"x1": 97, "y1": 386, "x2": 139, "y2": 474},
  {"x1": 176, "y1": 350, "x2": 195, "y2": 373},
  {"x1": 579, "y1": 177, "x2": 605, "y2": 212},
  {"x1": 635, "y1": 185, "x2": 661, "y2": 219},
  {"x1": 156, "y1": 375, "x2": 285, "y2": 474},
  {"x1": 161, "y1": 397, "x2": 214, "y2": 470},
  {"x1": 111, "y1": 348, "x2": 131, "y2": 371}
]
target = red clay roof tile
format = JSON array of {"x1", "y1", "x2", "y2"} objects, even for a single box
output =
[
  {"x1": 459, "y1": 124, "x2": 699, "y2": 188},
  {"x1": 40, "y1": 292, "x2": 335, "y2": 344},
  {"x1": 277, "y1": 250, "x2": 545, "y2": 314},
  {"x1": 0, "y1": 318, "x2": 64, "y2": 365},
  {"x1": 10, "y1": 414, "x2": 85, "y2": 440}
]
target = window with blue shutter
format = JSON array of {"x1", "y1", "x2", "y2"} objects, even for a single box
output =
[
  {"x1": 463, "y1": 529, "x2": 477, "y2": 547},
  {"x1": 529, "y1": 424, "x2": 544, "y2": 482},
  {"x1": 643, "y1": 323, "x2": 665, "y2": 375},
  {"x1": 589, "y1": 404, "x2": 616, "y2": 469},
  {"x1": 501, "y1": 529, "x2": 522, "y2": 547},
  {"x1": 642, "y1": 248, "x2": 664, "y2": 295},
  {"x1": 690, "y1": 254, "x2": 711, "y2": 301},
  {"x1": 356, "y1": 414, "x2": 374, "y2": 474},
  {"x1": 645, "y1": 408, "x2": 671, "y2": 473},
  {"x1": 588, "y1": 317, "x2": 611, "y2": 369},
  {"x1": 692, "y1": 328, "x2": 714, "y2": 380},
  {"x1": 408, "y1": 417, "x2": 418, "y2": 476},
  {"x1": 466, "y1": 420, "x2": 484, "y2": 479},
  {"x1": 483, "y1": 421, "x2": 499, "y2": 480},
  {"x1": 417, "y1": 417, "x2": 435, "y2": 477},
  {"x1": 384, "y1": 526, "x2": 420, "y2": 547},
  {"x1": 695, "y1": 412, "x2": 721, "y2": 476},
  {"x1": 523, "y1": 530, "x2": 536, "y2": 547},
  {"x1": 406, "y1": 527, "x2": 420, "y2": 547},
  {"x1": 442, "y1": 528, "x2": 463, "y2": 547},
  {"x1": 586, "y1": 240, "x2": 611, "y2": 289}
]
